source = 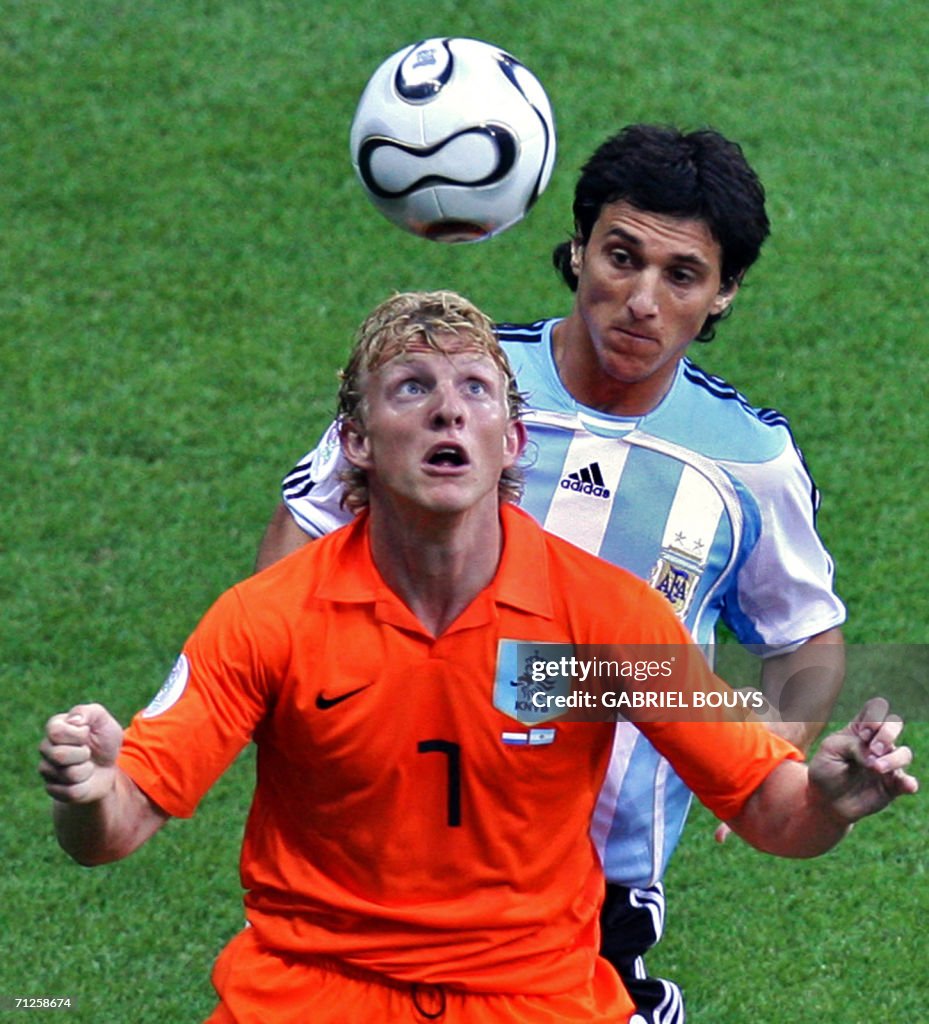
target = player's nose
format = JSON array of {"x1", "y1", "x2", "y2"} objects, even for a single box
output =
[
  {"x1": 429, "y1": 380, "x2": 466, "y2": 428},
  {"x1": 626, "y1": 270, "x2": 660, "y2": 319}
]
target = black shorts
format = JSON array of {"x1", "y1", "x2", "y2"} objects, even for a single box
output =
[{"x1": 600, "y1": 882, "x2": 685, "y2": 1024}]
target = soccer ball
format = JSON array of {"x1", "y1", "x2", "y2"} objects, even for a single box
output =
[{"x1": 350, "y1": 37, "x2": 556, "y2": 243}]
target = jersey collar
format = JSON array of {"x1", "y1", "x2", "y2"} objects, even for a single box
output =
[{"x1": 315, "y1": 504, "x2": 555, "y2": 633}]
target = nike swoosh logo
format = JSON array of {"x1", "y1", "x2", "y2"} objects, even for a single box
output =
[{"x1": 315, "y1": 685, "x2": 372, "y2": 710}]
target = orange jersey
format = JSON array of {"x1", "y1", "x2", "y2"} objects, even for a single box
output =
[{"x1": 119, "y1": 504, "x2": 799, "y2": 999}]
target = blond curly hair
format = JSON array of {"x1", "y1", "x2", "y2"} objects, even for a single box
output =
[{"x1": 336, "y1": 291, "x2": 524, "y2": 513}]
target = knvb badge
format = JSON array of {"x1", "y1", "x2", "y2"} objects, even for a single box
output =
[{"x1": 494, "y1": 640, "x2": 574, "y2": 724}]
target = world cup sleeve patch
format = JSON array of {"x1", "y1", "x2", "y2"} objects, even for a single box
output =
[
  {"x1": 142, "y1": 654, "x2": 190, "y2": 718},
  {"x1": 310, "y1": 422, "x2": 343, "y2": 483},
  {"x1": 494, "y1": 639, "x2": 574, "y2": 724}
]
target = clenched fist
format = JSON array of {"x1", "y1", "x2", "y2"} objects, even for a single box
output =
[{"x1": 39, "y1": 703, "x2": 124, "y2": 804}]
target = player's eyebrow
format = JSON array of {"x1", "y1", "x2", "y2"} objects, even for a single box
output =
[{"x1": 604, "y1": 226, "x2": 712, "y2": 271}]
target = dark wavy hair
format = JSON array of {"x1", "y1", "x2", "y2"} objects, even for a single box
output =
[{"x1": 552, "y1": 124, "x2": 770, "y2": 341}]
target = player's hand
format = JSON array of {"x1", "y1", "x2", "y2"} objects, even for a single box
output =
[
  {"x1": 808, "y1": 697, "x2": 918, "y2": 824},
  {"x1": 714, "y1": 822, "x2": 733, "y2": 843},
  {"x1": 39, "y1": 703, "x2": 124, "y2": 804}
]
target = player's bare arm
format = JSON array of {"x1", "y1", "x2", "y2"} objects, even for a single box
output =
[
  {"x1": 726, "y1": 697, "x2": 917, "y2": 858},
  {"x1": 254, "y1": 501, "x2": 313, "y2": 573},
  {"x1": 38, "y1": 703, "x2": 168, "y2": 866},
  {"x1": 713, "y1": 626, "x2": 846, "y2": 844},
  {"x1": 759, "y1": 626, "x2": 846, "y2": 752}
]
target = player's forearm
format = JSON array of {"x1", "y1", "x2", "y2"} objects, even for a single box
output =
[
  {"x1": 52, "y1": 769, "x2": 167, "y2": 866},
  {"x1": 254, "y1": 501, "x2": 313, "y2": 572},
  {"x1": 726, "y1": 759, "x2": 851, "y2": 858},
  {"x1": 760, "y1": 627, "x2": 845, "y2": 753}
]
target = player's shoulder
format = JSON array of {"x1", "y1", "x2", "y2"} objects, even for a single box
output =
[
  {"x1": 494, "y1": 319, "x2": 554, "y2": 365},
  {"x1": 494, "y1": 319, "x2": 551, "y2": 345},
  {"x1": 645, "y1": 358, "x2": 797, "y2": 463},
  {"x1": 493, "y1": 319, "x2": 571, "y2": 411},
  {"x1": 179, "y1": 531, "x2": 334, "y2": 667},
  {"x1": 239, "y1": 518, "x2": 362, "y2": 610},
  {"x1": 282, "y1": 421, "x2": 342, "y2": 499}
]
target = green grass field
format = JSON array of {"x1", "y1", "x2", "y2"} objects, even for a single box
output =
[{"x1": 3, "y1": 2, "x2": 927, "y2": 1020}]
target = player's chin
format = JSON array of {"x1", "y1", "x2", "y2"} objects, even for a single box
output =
[
  {"x1": 597, "y1": 346, "x2": 659, "y2": 384},
  {"x1": 422, "y1": 480, "x2": 496, "y2": 515},
  {"x1": 421, "y1": 493, "x2": 480, "y2": 516}
]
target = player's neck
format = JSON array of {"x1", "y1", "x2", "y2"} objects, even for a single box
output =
[
  {"x1": 552, "y1": 316, "x2": 680, "y2": 417},
  {"x1": 366, "y1": 498, "x2": 503, "y2": 637}
]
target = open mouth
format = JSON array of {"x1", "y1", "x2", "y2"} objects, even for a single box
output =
[{"x1": 425, "y1": 443, "x2": 469, "y2": 468}]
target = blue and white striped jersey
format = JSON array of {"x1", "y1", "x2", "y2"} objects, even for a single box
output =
[{"x1": 281, "y1": 318, "x2": 846, "y2": 887}]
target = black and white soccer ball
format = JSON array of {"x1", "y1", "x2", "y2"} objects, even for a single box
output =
[{"x1": 350, "y1": 37, "x2": 556, "y2": 243}]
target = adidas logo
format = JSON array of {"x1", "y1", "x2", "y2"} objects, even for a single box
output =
[{"x1": 559, "y1": 461, "x2": 611, "y2": 499}]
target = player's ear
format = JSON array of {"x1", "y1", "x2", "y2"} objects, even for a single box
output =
[
  {"x1": 340, "y1": 418, "x2": 373, "y2": 470},
  {"x1": 569, "y1": 238, "x2": 584, "y2": 276},
  {"x1": 710, "y1": 276, "x2": 740, "y2": 316},
  {"x1": 503, "y1": 419, "x2": 527, "y2": 468}
]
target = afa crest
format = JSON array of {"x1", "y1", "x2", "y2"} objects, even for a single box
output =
[{"x1": 649, "y1": 553, "x2": 700, "y2": 619}]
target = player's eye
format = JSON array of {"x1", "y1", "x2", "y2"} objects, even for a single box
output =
[
  {"x1": 669, "y1": 267, "x2": 698, "y2": 286},
  {"x1": 397, "y1": 378, "x2": 427, "y2": 396},
  {"x1": 609, "y1": 247, "x2": 634, "y2": 268},
  {"x1": 464, "y1": 378, "x2": 490, "y2": 396}
]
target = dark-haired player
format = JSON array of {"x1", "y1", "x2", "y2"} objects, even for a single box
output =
[{"x1": 256, "y1": 125, "x2": 847, "y2": 1022}]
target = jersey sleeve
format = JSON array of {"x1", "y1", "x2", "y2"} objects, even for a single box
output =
[
  {"x1": 640, "y1": 715, "x2": 803, "y2": 823},
  {"x1": 281, "y1": 421, "x2": 355, "y2": 539},
  {"x1": 720, "y1": 441, "x2": 846, "y2": 651},
  {"x1": 594, "y1": 575, "x2": 805, "y2": 824},
  {"x1": 117, "y1": 587, "x2": 273, "y2": 818}
]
